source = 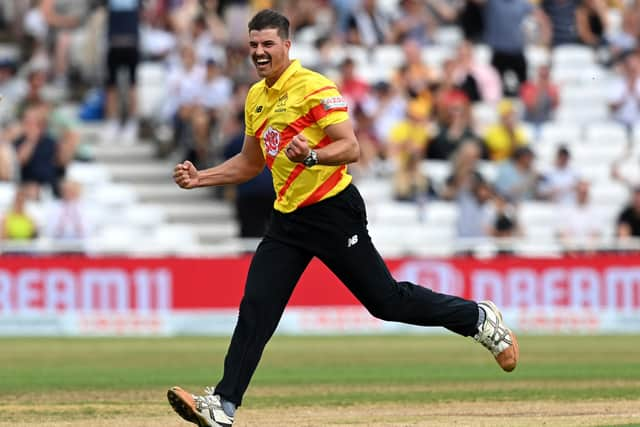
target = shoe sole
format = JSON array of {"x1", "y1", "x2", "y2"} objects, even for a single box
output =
[
  {"x1": 482, "y1": 301, "x2": 519, "y2": 372},
  {"x1": 167, "y1": 387, "x2": 211, "y2": 427}
]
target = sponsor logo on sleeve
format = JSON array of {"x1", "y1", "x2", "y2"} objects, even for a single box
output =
[{"x1": 322, "y1": 96, "x2": 348, "y2": 111}]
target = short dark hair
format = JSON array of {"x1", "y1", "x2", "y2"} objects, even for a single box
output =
[{"x1": 248, "y1": 9, "x2": 290, "y2": 40}]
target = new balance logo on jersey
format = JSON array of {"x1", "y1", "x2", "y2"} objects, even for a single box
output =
[{"x1": 347, "y1": 234, "x2": 359, "y2": 248}]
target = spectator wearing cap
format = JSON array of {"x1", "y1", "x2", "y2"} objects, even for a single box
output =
[
  {"x1": 539, "y1": 145, "x2": 581, "y2": 205},
  {"x1": 388, "y1": 100, "x2": 431, "y2": 201},
  {"x1": 494, "y1": 146, "x2": 542, "y2": 203},
  {"x1": 616, "y1": 187, "x2": 640, "y2": 239},
  {"x1": 519, "y1": 64, "x2": 560, "y2": 127},
  {"x1": 104, "y1": 0, "x2": 142, "y2": 143},
  {"x1": 483, "y1": 100, "x2": 529, "y2": 162}
]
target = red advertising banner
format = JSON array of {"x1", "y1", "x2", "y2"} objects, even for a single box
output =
[{"x1": 1, "y1": 254, "x2": 639, "y2": 313}]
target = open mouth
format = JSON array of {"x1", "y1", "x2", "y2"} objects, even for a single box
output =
[{"x1": 254, "y1": 57, "x2": 271, "y2": 69}]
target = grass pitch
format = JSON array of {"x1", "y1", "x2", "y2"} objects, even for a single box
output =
[{"x1": 1, "y1": 335, "x2": 639, "y2": 426}]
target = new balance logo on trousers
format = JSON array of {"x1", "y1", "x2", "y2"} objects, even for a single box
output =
[{"x1": 347, "y1": 234, "x2": 358, "y2": 247}]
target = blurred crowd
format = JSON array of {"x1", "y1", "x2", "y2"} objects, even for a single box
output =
[{"x1": 0, "y1": 0, "x2": 639, "y2": 254}]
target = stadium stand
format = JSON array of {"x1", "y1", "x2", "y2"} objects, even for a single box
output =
[{"x1": 1, "y1": 0, "x2": 639, "y2": 257}]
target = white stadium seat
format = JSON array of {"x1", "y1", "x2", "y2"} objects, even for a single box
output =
[
  {"x1": 551, "y1": 45, "x2": 596, "y2": 68},
  {"x1": 372, "y1": 44, "x2": 405, "y2": 69},
  {"x1": 584, "y1": 122, "x2": 629, "y2": 144},
  {"x1": 539, "y1": 122, "x2": 582, "y2": 144}
]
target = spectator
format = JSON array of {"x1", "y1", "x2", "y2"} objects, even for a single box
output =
[
  {"x1": 43, "y1": 179, "x2": 92, "y2": 246},
  {"x1": 433, "y1": 59, "x2": 468, "y2": 125},
  {"x1": 0, "y1": 139, "x2": 14, "y2": 181},
  {"x1": 453, "y1": 41, "x2": 502, "y2": 104},
  {"x1": 1, "y1": 185, "x2": 38, "y2": 241},
  {"x1": 164, "y1": 43, "x2": 207, "y2": 164},
  {"x1": 454, "y1": 176, "x2": 494, "y2": 240},
  {"x1": 616, "y1": 186, "x2": 640, "y2": 239},
  {"x1": 13, "y1": 104, "x2": 59, "y2": 197},
  {"x1": 611, "y1": 154, "x2": 640, "y2": 190},
  {"x1": 223, "y1": 112, "x2": 274, "y2": 238},
  {"x1": 538, "y1": 145, "x2": 581, "y2": 204},
  {"x1": 388, "y1": 100, "x2": 431, "y2": 201},
  {"x1": 393, "y1": 39, "x2": 439, "y2": 99},
  {"x1": 576, "y1": 0, "x2": 609, "y2": 47},
  {"x1": 458, "y1": 0, "x2": 485, "y2": 42},
  {"x1": 186, "y1": 57, "x2": 232, "y2": 165},
  {"x1": 428, "y1": 98, "x2": 480, "y2": 160},
  {"x1": 390, "y1": 0, "x2": 436, "y2": 45},
  {"x1": 18, "y1": 68, "x2": 80, "y2": 193},
  {"x1": 494, "y1": 146, "x2": 541, "y2": 203},
  {"x1": 338, "y1": 58, "x2": 370, "y2": 112},
  {"x1": 488, "y1": 193, "x2": 521, "y2": 240},
  {"x1": 200, "y1": 0, "x2": 228, "y2": 45},
  {"x1": 606, "y1": 10, "x2": 638, "y2": 59},
  {"x1": 104, "y1": 0, "x2": 142, "y2": 143},
  {"x1": 362, "y1": 81, "x2": 406, "y2": 154},
  {"x1": 482, "y1": 0, "x2": 549, "y2": 96},
  {"x1": 541, "y1": 0, "x2": 581, "y2": 46},
  {"x1": 39, "y1": 0, "x2": 91, "y2": 88},
  {"x1": 0, "y1": 58, "x2": 27, "y2": 110},
  {"x1": 483, "y1": 100, "x2": 529, "y2": 162},
  {"x1": 441, "y1": 140, "x2": 484, "y2": 201},
  {"x1": 345, "y1": 0, "x2": 392, "y2": 47},
  {"x1": 519, "y1": 64, "x2": 560, "y2": 127},
  {"x1": 608, "y1": 52, "x2": 640, "y2": 131},
  {"x1": 556, "y1": 180, "x2": 603, "y2": 251}
]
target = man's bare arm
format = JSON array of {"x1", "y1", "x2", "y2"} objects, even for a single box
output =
[
  {"x1": 285, "y1": 119, "x2": 360, "y2": 165},
  {"x1": 174, "y1": 135, "x2": 265, "y2": 189}
]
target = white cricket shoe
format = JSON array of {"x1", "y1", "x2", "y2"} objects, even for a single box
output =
[
  {"x1": 474, "y1": 301, "x2": 519, "y2": 372},
  {"x1": 167, "y1": 386, "x2": 235, "y2": 427}
]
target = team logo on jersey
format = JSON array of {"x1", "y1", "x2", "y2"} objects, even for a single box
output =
[
  {"x1": 263, "y1": 127, "x2": 281, "y2": 157},
  {"x1": 322, "y1": 96, "x2": 347, "y2": 111}
]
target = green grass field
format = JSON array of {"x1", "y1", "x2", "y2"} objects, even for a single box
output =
[{"x1": 1, "y1": 335, "x2": 639, "y2": 426}]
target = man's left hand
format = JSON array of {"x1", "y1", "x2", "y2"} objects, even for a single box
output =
[{"x1": 284, "y1": 134, "x2": 310, "y2": 162}]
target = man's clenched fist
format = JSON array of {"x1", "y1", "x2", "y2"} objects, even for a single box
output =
[
  {"x1": 173, "y1": 160, "x2": 200, "y2": 189},
  {"x1": 284, "y1": 134, "x2": 310, "y2": 163}
]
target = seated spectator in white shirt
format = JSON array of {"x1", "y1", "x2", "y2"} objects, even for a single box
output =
[
  {"x1": 538, "y1": 145, "x2": 581, "y2": 205},
  {"x1": 555, "y1": 180, "x2": 603, "y2": 253},
  {"x1": 44, "y1": 180, "x2": 92, "y2": 246},
  {"x1": 608, "y1": 52, "x2": 640, "y2": 131}
]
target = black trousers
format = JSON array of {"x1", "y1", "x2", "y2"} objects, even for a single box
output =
[
  {"x1": 491, "y1": 50, "x2": 527, "y2": 97},
  {"x1": 214, "y1": 184, "x2": 479, "y2": 405}
]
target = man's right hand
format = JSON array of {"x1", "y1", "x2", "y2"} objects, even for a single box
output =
[{"x1": 173, "y1": 161, "x2": 200, "y2": 189}]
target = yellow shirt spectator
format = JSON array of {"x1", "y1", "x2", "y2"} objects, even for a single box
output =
[{"x1": 483, "y1": 100, "x2": 529, "y2": 162}]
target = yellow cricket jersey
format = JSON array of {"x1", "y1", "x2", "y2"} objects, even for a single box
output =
[{"x1": 245, "y1": 60, "x2": 352, "y2": 213}]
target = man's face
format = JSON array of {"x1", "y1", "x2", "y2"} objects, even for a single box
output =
[{"x1": 249, "y1": 28, "x2": 290, "y2": 83}]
